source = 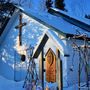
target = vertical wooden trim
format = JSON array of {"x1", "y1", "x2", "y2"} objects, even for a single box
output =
[
  {"x1": 39, "y1": 49, "x2": 44, "y2": 90},
  {"x1": 39, "y1": 53, "x2": 42, "y2": 80},
  {"x1": 56, "y1": 48, "x2": 60, "y2": 58},
  {"x1": 78, "y1": 63, "x2": 80, "y2": 90},
  {"x1": 56, "y1": 49, "x2": 63, "y2": 90},
  {"x1": 41, "y1": 50, "x2": 44, "y2": 90},
  {"x1": 60, "y1": 60, "x2": 63, "y2": 90}
]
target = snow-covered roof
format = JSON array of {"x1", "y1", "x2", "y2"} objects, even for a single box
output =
[
  {"x1": 0, "y1": 8, "x2": 19, "y2": 44},
  {"x1": 49, "y1": 8, "x2": 90, "y2": 32},
  {"x1": 33, "y1": 30, "x2": 69, "y2": 58},
  {"x1": 51, "y1": 8, "x2": 90, "y2": 26},
  {"x1": 15, "y1": 5, "x2": 90, "y2": 37}
]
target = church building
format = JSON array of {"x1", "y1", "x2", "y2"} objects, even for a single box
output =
[{"x1": 0, "y1": 0, "x2": 90, "y2": 90}]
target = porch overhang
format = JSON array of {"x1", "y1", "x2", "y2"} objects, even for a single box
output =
[{"x1": 33, "y1": 34, "x2": 49, "y2": 58}]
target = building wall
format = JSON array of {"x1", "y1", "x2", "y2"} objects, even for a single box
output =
[
  {"x1": 0, "y1": 13, "x2": 47, "y2": 80},
  {"x1": 66, "y1": 39, "x2": 88, "y2": 85},
  {"x1": 0, "y1": 11, "x2": 19, "y2": 80}
]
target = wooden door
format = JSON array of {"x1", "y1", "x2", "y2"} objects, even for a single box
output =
[{"x1": 46, "y1": 48, "x2": 56, "y2": 83}]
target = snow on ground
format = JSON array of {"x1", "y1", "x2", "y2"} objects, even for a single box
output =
[
  {"x1": 0, "y1": 75, "x2": 24, "y2": 90},
  {"x1": 0, "y1": 74, "x2": 89, "y2": 90},
  {"x1": 46, "y1": 81, "x2": 90, "y2": 90}
]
